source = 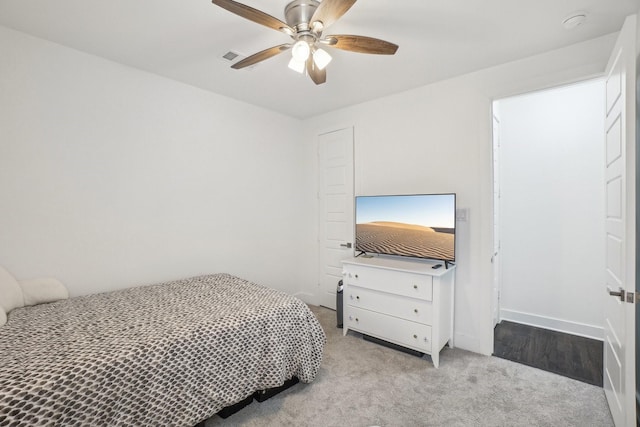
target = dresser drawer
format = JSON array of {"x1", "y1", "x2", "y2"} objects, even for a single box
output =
[
  {"x1": 345, "y1": 306, "x2": 432, "y2": 353},
  {"x1": 343, "y1": 265, "x2": 433, "y2": 300},
  {"x1": 346, "y1": 285, "x2": 433, "y2": 324}
]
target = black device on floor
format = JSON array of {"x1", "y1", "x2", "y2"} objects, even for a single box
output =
[{"x1": 336, "y1": 279, "x2": 344, "y2": 328}]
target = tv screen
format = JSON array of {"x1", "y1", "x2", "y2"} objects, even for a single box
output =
[{"x1": 355, "y1": 193, "x2": 456, "y2": 262}]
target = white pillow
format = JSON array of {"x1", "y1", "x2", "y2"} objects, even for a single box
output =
[
  {"x1": 20, "y1": 277, "x2": 69, "y2": 305},
  {"x1": 0, "y1": 306, "x2": 6, "y2": 327},
  {"x1": 19, "y1": 277, "x2": 69, "y2": 306},
  {"x1": 0, "y1": 266, "x2": 24, "y2": 313}
]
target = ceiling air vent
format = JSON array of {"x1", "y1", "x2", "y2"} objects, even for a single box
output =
[
  {"x1": 222, "y1": 51, "x2": 240, "y2": 61},
  {"x1": 219, "y1": 50, "x2": 255, "y2": 68}
]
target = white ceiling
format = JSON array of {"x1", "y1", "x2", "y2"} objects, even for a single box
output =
[{"x1": 0, "y1": 0, "x2": 638, "y2": 118}]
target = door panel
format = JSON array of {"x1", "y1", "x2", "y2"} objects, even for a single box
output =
[
  {"x1": 318, "y1": 127, "x2": 354, "y2": 309},
  {"x1": 606, "y1": 115, "x2": 622, "y2": 165},
  {"x1": 603, "y1": 15, "x2": 636, "y2": 427}
]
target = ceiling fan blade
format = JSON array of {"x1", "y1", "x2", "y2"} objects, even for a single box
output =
[
  {"x1": 323, "y1": 35, "x2": 398, "y2": 55},
  {"x1": 212, "y1": 0, "x2": 294, "y2": 35},
  {"x1": 310, "y1": 0, "x2": 357, "y2": 30},
  {"x1": 231, "y1": 44, "x2": 291, "y2": 69},
  {"x1": 306, "y1": 56, "x2": 326, "y2": 85}
]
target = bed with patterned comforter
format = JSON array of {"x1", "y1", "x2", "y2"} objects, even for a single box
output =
[{"x1": 0, "y1": 273, "x2": 326, "y2": 426}]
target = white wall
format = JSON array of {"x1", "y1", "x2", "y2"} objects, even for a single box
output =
[
  {"x1": 497, "y1": 80, "x2": 605, "y2": 340},
  {"x1": 0, "y1": 26, "x2": 311, "y2": 297},
  {"x1": 0, "y1": 23, "x2": 620, "y2": 356},
  {"x1": 303, "y1": 34, "x2": 616, "y2": 355}
]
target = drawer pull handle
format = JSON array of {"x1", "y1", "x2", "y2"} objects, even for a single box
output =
[
  {"x1": 413, "y1": 285, "x2": 418, "y2": 289},
  {"x1": 414, "y1": 309, "x2": 418, "y2": 313},
  {"x1": 355, "y1": 318, "x2": 359, "y2": 322},
  {"x1": 355, "y1": 274, "x2": 358, "y2": 279},
  {"x1": 413, "y1": 334, "x2": 418, "y2": 339},
  {"x1": 356, "y1": 296, "x2": 360, "y2": 300},
  {"x1": 424, "y1": 337, "x2": 429, "y2": 342}
]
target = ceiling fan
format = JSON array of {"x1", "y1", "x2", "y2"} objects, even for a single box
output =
[{"x1": 211, "y1": 0, "x2": 399, "y2": 85}]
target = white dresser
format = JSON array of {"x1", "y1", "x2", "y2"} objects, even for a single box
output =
[{"x1": 341, "y1": 256, "x2": 455, "y2": 367}]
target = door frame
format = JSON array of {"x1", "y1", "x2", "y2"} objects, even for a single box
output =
[
  {"x1": 491, "y1": 111, "x2": 501, "y2": 329},
  {"x1": 488, "y1": 15, "x2": 636, "y2": 423}
]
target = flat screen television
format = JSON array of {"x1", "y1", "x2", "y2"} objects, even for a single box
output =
[{"x1": 355, "y1": 193, "x2": 456, "y2": 262}]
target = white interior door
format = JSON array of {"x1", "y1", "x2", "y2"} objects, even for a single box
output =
[
  {"x1": 603, "y1": 15, "x2": 636, "y2": 427},
  {"x1": 318, "y1": 127, "x2": 354, "y2": 309}
]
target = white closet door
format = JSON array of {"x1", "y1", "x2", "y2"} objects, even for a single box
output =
[{"x1": 318, "y1": 127, "x2": 354, "y2": 309}]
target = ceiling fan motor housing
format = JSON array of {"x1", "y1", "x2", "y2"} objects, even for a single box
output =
[{"x1": 285, "y1": 0, "x2": 320, "y2": 32}]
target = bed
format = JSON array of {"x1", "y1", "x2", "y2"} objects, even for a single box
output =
[{"x1": 0, "y1": 273, "x2": 326, "y2": 426}]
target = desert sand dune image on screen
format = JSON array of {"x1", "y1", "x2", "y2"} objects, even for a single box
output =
[{"x1": 355, "y1": 221, "x2": 454, "y2": 260}]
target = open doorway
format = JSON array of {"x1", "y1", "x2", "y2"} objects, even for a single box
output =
[{"x1": 491, "y1": 78, "x2": 606, "y2": 385}]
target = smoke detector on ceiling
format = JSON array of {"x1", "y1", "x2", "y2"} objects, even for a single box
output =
[{"x1": 562, "y1": 12, "x2": 587, "y2": 30}]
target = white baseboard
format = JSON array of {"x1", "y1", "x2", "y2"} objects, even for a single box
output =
[
  {"x1": 499, "y1": 309, "x2": 603, "y2": 341},
  {"x1": 455, "y1": 332, "x2": 491, "y2": 356}
]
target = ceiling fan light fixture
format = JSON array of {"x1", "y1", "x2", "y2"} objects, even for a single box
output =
[
  {"x1": 288, "y1": 57, "x2": 306, "y2": 73},
  {"x1": 313, "y1": 48, "x2": 332, "y2": 70},
  {"x1": 291, "y1": 40, "x2": 311, "y2": 61}
]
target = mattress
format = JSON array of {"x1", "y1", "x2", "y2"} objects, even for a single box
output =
[{"x1": 0, "y1": 273, "x2": 325, "y2": 426}]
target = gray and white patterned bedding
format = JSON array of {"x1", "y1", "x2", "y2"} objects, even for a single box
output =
[{"x1": 0, "y1": 273, "x2": 326, "y2": 426}]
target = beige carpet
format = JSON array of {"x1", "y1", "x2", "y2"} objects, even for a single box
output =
[{"x1": 207, "y1": 305, "x2": 613, "y2": 427}]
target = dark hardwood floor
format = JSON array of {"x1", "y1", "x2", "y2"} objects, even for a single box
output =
[{"x1": 493, "y1": 321, "x2": 603, "y2": 387}]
